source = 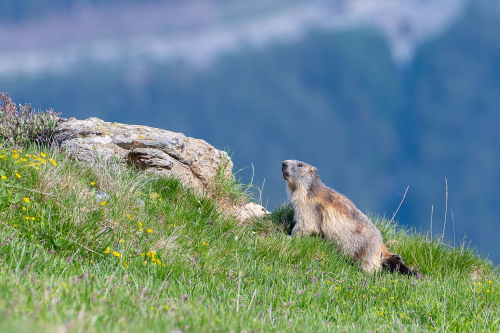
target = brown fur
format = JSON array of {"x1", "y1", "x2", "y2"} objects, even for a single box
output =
[{"x1": 282, "y1": 159, "x2": 417, "y2": 275}]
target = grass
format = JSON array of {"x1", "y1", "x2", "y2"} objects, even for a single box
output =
[{"x1": 0, "y1": 143, "x2": 499, "y2": 332}]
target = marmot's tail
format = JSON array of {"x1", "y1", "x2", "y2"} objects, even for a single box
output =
[{"x1": 380, "y1": 243, "x2": 419, "y2": 277}]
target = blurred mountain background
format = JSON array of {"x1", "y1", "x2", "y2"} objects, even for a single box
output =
[{"x1": 1, "y1": 0, "x2": 500, "y2": 262}]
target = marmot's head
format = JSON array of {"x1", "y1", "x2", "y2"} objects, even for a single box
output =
[{"x1": 282, "y1": 160, "x2": 319, "y2": 193}]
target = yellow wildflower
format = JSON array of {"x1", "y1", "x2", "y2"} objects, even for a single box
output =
[
  {"x1": 1, "y1": 176, "x2": 6, "y2": 180},
  {"x1": 25, "y1": 154, "x2": 31, "y2": 158},
  {"x1": 138, "y1": 222, "x2": 143, "y2": 227},
  {"x1": 150, "y1": 250, "x2": 156, "y2": 255},
  {"x1": 139, "y1": 227, "x2": 143, "y2": 232},
  {"x1": 112, "y1": 251, "x2": 121, "y2": 258},
  {"x1": 31, "y1": 217, "x2": 35, "y2": 220},
  {"x1": 142, "y1": 261, "x2": 147, "y2": 267},
  {"x1": 25, "y1": 217, "x2": 29, "y2": 220},
  {"x1": 22, "y1": 207, "x2": 26, "y2": 211},
  {"x1": 20, "y1": 158, "x2": 27, "y2": 162},
  {"x1": 62, "y1": 283, "x2": 67, "y2": 288},
  {"x1": 91, "y1": 182, "x2": 95, "y2": 186},
  {"x1": 12, "y1": 154, "x2": 18, "y2": 159},
  {"x1": 23, "y1": 197, "x2": 30, "y2": 203},
  {"x1": 100, "y1": 201, "x2": 106, "y2": 206},
  {"x1": 41, "y1": 152, "x2": 46, "y2": 157},
  {"x1": 90, "y1": 259, "x2": 94, "y2": 263},
  {"x1": 147, "y1": 229, "x2": 153, "y2": 234},
  {"x1": 150, "y1": 192, "x2": 160, "y2": 199},
  {"x1": 15, "y1": 173, "x2": 21, "y2": 179},
  {"x1": 104, "y1": 246, "x2": 110, "y2": 254},
  {"x1": 119, "y1": 238, "x2": 124, "y2": 243}
]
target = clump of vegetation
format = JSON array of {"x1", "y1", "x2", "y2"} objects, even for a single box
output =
[
  {"x1": 210, "y1": 153, "x2": 249, "y2": 203},
  {"x1": 250, "y1": 203, "x2": 295, "y2": 235},
  {"x1": 0, "y1": 92, "x2": 63, "y2": 146},
  {"x1": 0, "y1": 141, "x2": 498, "y2": 332},
  {"x1": 270, "y1": 203, "x2": 295, "y2": 234},
  {"x1": 209, "y1": 152, "x2": 256, "y2": 218}
]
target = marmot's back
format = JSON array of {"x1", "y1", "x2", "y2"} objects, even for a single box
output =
[
  {"x1": 282, "y1": 159, "x2": 416, "y2": 275},
  {"x1": 316, "y1": 187, "x2": 383, "y2": 259}
]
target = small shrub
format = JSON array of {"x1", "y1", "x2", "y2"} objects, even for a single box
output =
[
  {"x1": 210, "y1": 152, "x2": 253, "y2": 212},
  {"x1": 269, "y1": 203, "x2": 295, "y2": 234},
  {"x1": 0, "y1": 92, "x2": 63, "y2": 146}
]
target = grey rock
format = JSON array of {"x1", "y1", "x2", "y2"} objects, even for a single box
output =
[
  {"x1": 127, "y1": 148, "x2": 174, "y2": 170},
  {"x1": 53, "y1": 117, "x2": 232, "y2": 191},
  {"x1": 234, "y1": 202, "x2": 270, "y2": 224},
  {"x1": 95, "y1": 190, "x2": 110, "y2": 202}
]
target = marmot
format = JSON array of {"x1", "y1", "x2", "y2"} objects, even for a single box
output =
[{"x1": 282, "y1": 159, "x2": 416, "y2": 275}]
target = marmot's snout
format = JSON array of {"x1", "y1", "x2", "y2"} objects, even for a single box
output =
[{"x1": 282, "y1": 161, "x2": 290, "y2": 179}]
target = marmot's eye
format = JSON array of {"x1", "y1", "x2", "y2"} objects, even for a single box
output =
[{"x1": 298, "y1": 163, "x2": 303, "y2": 167}]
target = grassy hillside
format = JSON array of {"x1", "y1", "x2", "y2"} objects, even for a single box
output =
[{"x1": 0, "y1": 142, "x2": 498, "y2": 333}]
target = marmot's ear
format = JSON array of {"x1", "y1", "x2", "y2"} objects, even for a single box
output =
[{"x1": 309, "y1": 166, "x2": 317, "y2": 173}]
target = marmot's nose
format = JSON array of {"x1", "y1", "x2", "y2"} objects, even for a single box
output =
[{"x1": 282, "y1": 161, "x2": 288, "y2": 172}]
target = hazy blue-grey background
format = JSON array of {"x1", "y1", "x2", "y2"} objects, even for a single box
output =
[{"x1": 1, "y1": 0, "x2": 500, "y2": 263}]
